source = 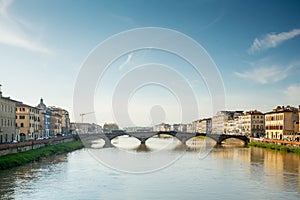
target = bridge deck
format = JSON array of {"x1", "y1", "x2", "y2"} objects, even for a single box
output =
[{"x1": 78, "y1": 131, "x2": 249, "y2": 147}]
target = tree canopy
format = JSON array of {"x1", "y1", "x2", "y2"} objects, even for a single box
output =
[{"x1": 103, "y1": 123, "x2": 119, "y2": 131}]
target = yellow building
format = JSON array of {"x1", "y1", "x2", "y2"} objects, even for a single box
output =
[
  {"x1": 265, "y1": 106, "x2": 298, "y2": 140},
  {"x1": 191, "y1": 118, "x2": 212, "y2": 134},
  {"x1": 240, "y1": 110, "x2": 265, "y2": 138},
  {"x1": 298, "y1": 105, "x2": 300, "y2": 133},
  {"x1": 0, "y1": 86, "x2": 18, "y2": 143},
  {"x1": 60, "y1": 109, "x2": 70, "y2": 134},
  {"x1": 16, "y1": 102, "x2": 41, "y2": 141},
  {"x1": 49, "y1": 107, "x2": 62, "y2": 136},
  {"x1": 47, "y1": 106, "x2": 71, "y2": 136}
]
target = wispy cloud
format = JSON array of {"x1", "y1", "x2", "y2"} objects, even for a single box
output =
[
  {"x1": 0, "y1": 0, "x2": 11, "y2": 17},
  {"x1": 284, "y1": 84, "x2": 300, "y2": 105},
  {"x1": 235, "y1": 65, "x2": 291, "y2": 84},
  {"x1": 119, "y1": 53, "x2": 132, "y2": 70},
  {"x1": 248, "y1": 28, "x2": 300, "y2": 54},
  {"x1": 0, "y1": 0, "x2": 51, "y2": 54}
]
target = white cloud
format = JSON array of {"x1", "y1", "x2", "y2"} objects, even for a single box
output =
[
  {"x1": 0, "y1": 0, "x2": 12, "y2": 17},
  {"x1": 248, "y1": 28, "x2": 300, "y2": 54},
  {"x1": 235, "y1": 66, "x2": 289, "y2": 84},
  {"x1": 0, "y1": 0, "x2": 51, "y2": 54},
  {"x1": 284, "y1": 84, "x2": 300, "y2": 105}
]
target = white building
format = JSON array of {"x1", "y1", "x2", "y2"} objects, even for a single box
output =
[
  {"x1": 212, "y1": 111, "x2": 243, "y2": 134},
  {"x1": 240, "y1": 110, "x2": 265, "y2": 137}
]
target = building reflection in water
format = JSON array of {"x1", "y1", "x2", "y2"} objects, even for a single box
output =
[{"x1": 211, "y1": 145, "x2": 300, "y2": 192}]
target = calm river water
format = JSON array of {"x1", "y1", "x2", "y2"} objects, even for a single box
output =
[{"x1": 0, "y1": 137, "x2": 299, "y2": 200}]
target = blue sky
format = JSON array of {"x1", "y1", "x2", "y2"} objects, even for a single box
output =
[{"x1": 0, "y1": 0, "x2": 300, "y2": 126}]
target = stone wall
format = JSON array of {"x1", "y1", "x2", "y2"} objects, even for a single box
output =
[{"x1": 0, "y1": 136, "x2": 75, "y2": 157}]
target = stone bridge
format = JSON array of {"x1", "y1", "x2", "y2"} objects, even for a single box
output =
[{"x1": 78, "y1": 131, "x2": 249, "y2": 148}]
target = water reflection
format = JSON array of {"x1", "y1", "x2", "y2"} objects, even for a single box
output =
[
  {"x1": 0, "y1": 154, "x2": 68, "y2": 199},
  {"x1": 111, "y1": 137, "x2": 184, "y2": 152},
  {"x1": 0, "y1": 138, "x2": 299, "y2": 199},
  {"x1": 211, "y1": 146, "x2": 300, "y2": 193}
]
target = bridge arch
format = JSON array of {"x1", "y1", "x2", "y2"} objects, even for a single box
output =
[
  {"x1": 134, "y1": 131, "x2": 180, "y2": 144},
  {"x1": 194, "y1": 133, "x2": 249, "y2": 145},
  {"x1": 154, "y1": 131, "x2": 180, "y2": 140},
  {"x1": 108, "y1": 133, "x2": 132, "y2": 141},
  {"x1": 217, "y1": 135, "x2": 249, "y2": 144}
]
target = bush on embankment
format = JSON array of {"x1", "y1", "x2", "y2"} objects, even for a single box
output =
[
  {"x1": 248, "y1": 142, "x2": 300, "y2": 154},
  {"x1": 0, "y1": 141, "x2": 84, "y2": 170}
]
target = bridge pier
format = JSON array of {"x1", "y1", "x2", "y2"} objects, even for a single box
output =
[
  {"x1": 101, "y1": 138, "x2": 113, "y2": 148},
  {"x1": 216, "y1": 140, "x2": 222, "y2": 145},
  {"x1": 103, "y1": 141, "x2": 113, "y2": 148},
  {"x1": 140, "y1": 139, "x2": 146, "y2": 145},
  {"x1": 181, "y1": 139, "x2": 188, "y2": 146}
]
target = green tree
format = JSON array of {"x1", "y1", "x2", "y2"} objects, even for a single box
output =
[{"x1": 103, "y1": 123, "x2": 119, "y2": 131}]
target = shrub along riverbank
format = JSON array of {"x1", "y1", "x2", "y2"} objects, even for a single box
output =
[
  {"x1": 0, "y1": 141, "x2": 84, "y2": 170},
  {"x1": 248, "y1": 142, "x2": 300, "y2": 154}
]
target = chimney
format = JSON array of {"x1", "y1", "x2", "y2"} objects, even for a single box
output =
[{"x1": 0, "y1": 84, "x2": 2, "y2": 97}]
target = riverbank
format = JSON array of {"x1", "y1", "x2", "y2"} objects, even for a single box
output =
[
  {"x1": 248, "y1": 142, "x2": 300, "y2": 154},
  {"x1": 0, "y1": 141, "x2": 84, "y2": 170}
]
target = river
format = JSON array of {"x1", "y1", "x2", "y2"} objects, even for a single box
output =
[{"x1": 0, "y1": 137, "x2": 299, "y2": 200}]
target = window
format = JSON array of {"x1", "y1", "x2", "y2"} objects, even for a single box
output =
[{"x1": 21, "y1": 123, "x2": 24, "y2": 127}]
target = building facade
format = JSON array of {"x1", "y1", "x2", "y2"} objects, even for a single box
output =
[
  {"x1": 212, "y1": 111, "x2": 243, "y2": 134},
  {"x1": 153, "y1": 123, "x2": 171, "y2": 132},
  {"x1": 177, "y1": 124, "x2": 187, "y2": 132},
  {"x1": 61, "y1": 109, "x2": 70, "y2": 134},
  {"x1": 16, "y1": 102, "x2": 41, "y2": 141},
  {"x1": 171, "y1": 124, "x2": 180, "y2": 132},
  {"x1": 49, "y1": 107, "x2": 62, "y2": 136},
  {"x1": 191, "y1": 120, "x2": 201, "y2": 133},
  {"x1": 198, "y1": 118, "x2": 212, "y2": 134},
  {"x1": 224, "y1": 117, "x2": 242, "y2": 135},
  {"x1": 0, "y1": 88, "x2": 17, "y2": 143},
  {"x1": 265, "y1": 106, "x2": 299, "y2": 140},
  {"x1": 71, "y1": 122, "x2": 102, "y2": 134},
  {"x1": 51, "y1": 107, "x2": 71, "y2": 135},
  {"x1": 37, "y1": 98, "x2": 51, "y2": 138},
  {"x1": 186, "y1": 123, "x2": 194, "y2": 132},
  {"x1": 240, "y1": 110, "x2": 265, "y2": 138}
]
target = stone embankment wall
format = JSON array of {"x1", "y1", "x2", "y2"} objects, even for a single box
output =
[
  {"x1": 250, "y1": 138, "x2": 300, "y2": 148},
  {"x1": 0, "y1": 136, "x2": 75, "y2": 157}
]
